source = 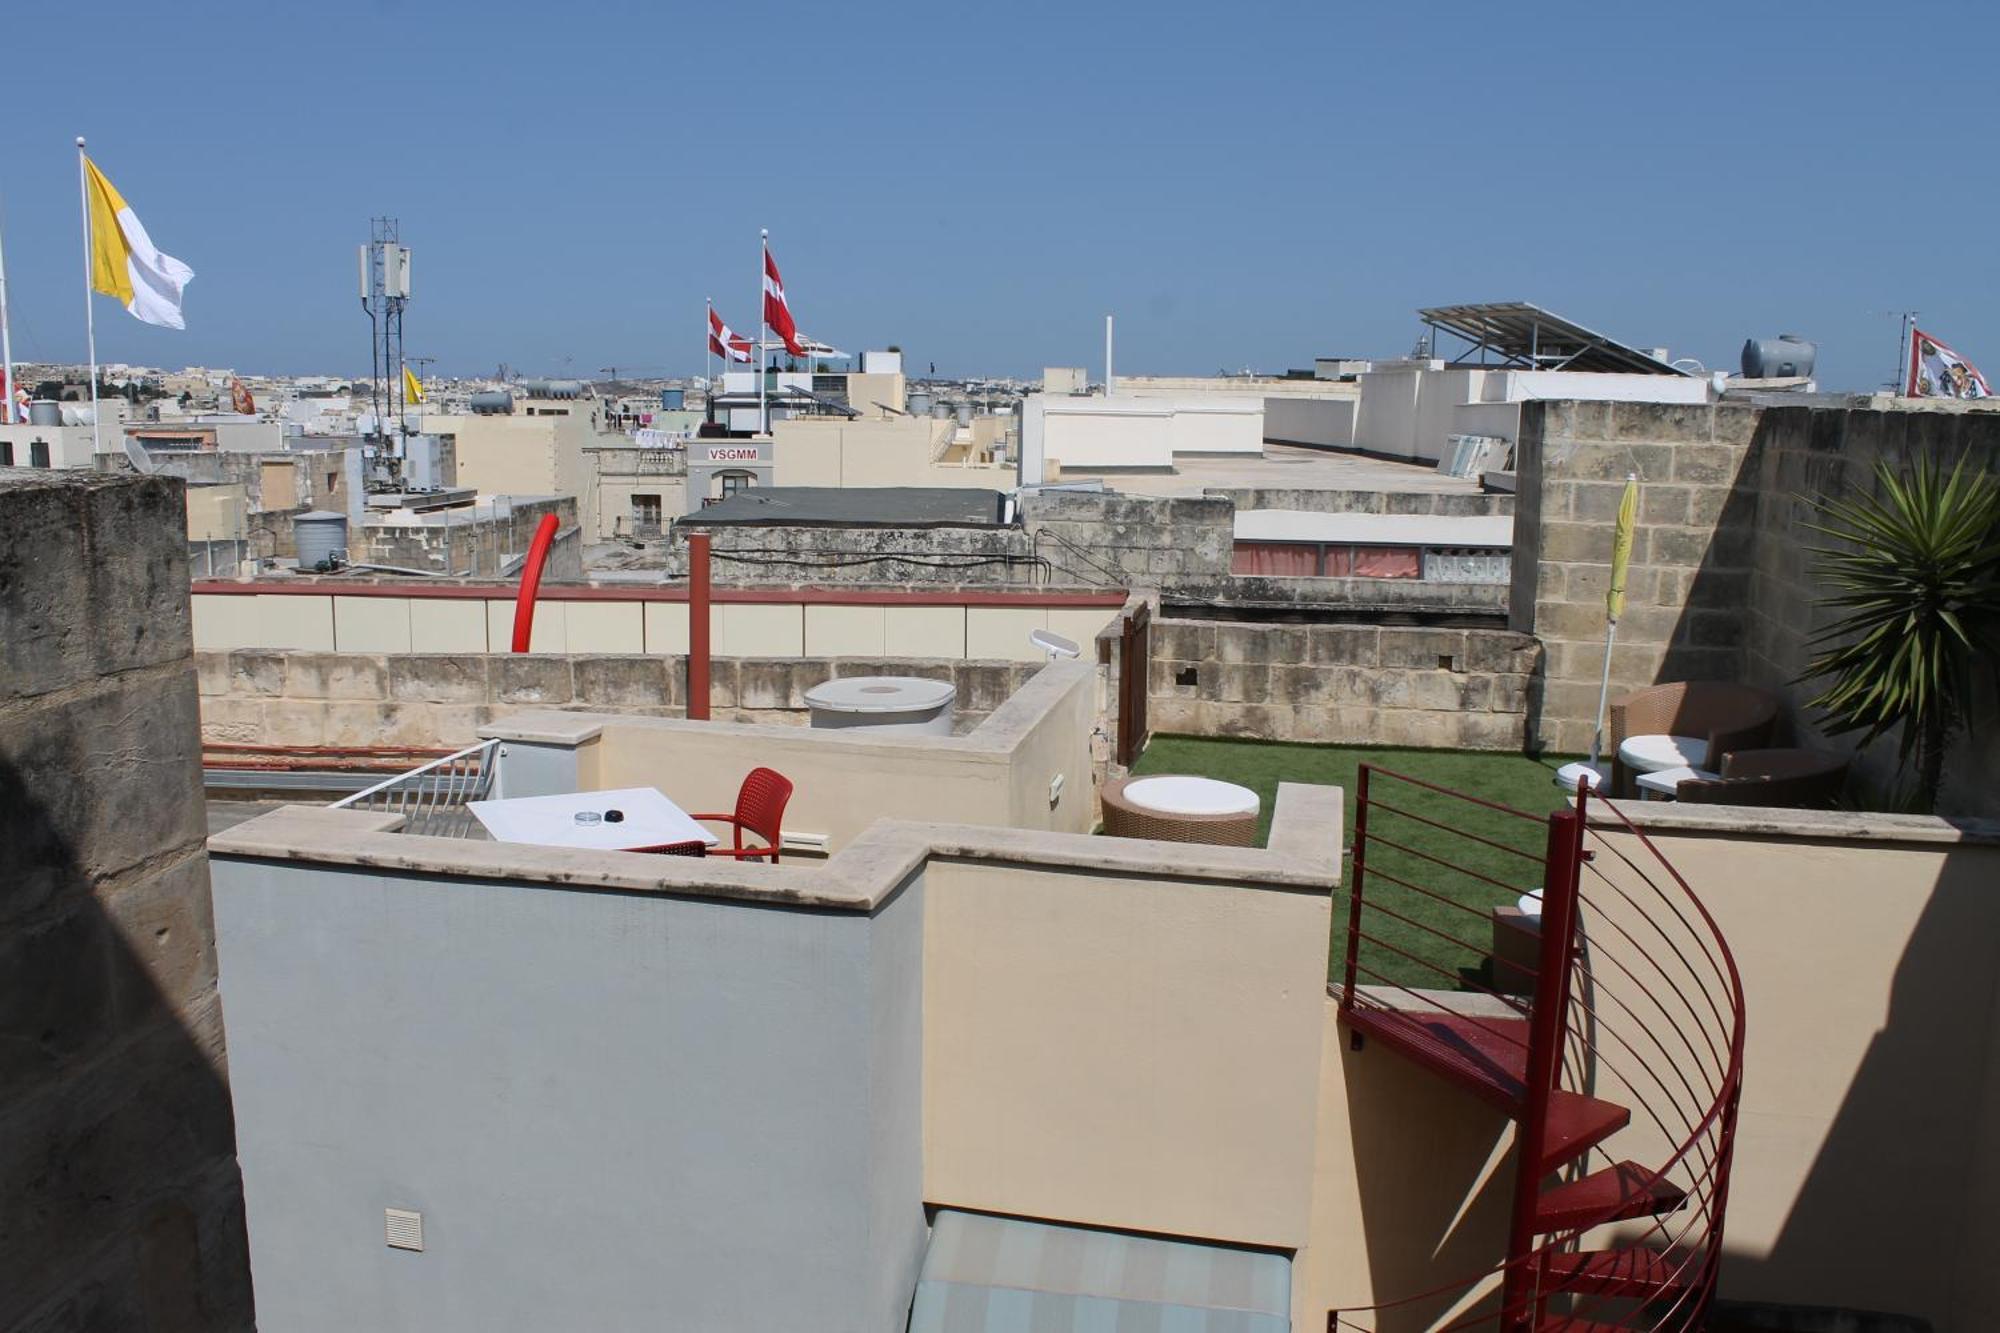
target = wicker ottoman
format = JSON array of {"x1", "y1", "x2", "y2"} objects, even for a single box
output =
[{"x1": 1100, "y1": 775, "x2": 1260, "y2": 846}]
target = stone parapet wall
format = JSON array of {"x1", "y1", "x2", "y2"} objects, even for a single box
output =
[
  {"x1": 1739, "y1": 404, "x2": 2000, "y2": 813},
  {"x1": 1510, "y1": 401, "x2": 1760, "y2": 754},
  {"x1": 1147, "y1": 617, "x2": 1540, "y2": 750},
  {"x1": 1201, "y1": 487, "x2": 1513, "y2": 517},
  {"x1": 0, "y1": 470, "x2": 253, "y2": 1329},
  {"x1": 196, "y1": 649, "x2": 1056, "y2": 749}
]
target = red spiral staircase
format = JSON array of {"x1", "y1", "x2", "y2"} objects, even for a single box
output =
[{"x1": 1330, "y1": 767, "x2": 1746, "y2": 1332}]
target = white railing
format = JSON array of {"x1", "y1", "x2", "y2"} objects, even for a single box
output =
[{"x1": 329, "y1": 739, "x2": 500, "y2": 837}]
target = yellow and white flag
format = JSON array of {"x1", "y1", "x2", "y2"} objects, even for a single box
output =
[
  {"x1": 403, "y1": 364, "x2": 424, "y2": 403},
  {"x1": 84, "y1": 155, "x2": 193, "y2": 329}
]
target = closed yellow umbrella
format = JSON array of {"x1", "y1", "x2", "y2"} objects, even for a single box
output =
[
  {"x1": 1607, "y1": 474, "x2": 1638, "y2": 624},
  {"x1": 1561, "y1": 473, "x2": 1641, "y2": 793}
]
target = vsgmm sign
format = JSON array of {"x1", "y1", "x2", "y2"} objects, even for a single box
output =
[{"x1": 705, "y1": 447, "x2": 761, "y2": 462}]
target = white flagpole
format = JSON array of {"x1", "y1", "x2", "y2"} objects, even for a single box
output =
[
  {"x1": 77, "y1": 137, "x2": 101, "y2": 460},
  {"x1": 757, "y1": 229, "x2": 768, "y2": 436},
  {"x1": 705, "y1": 296, "x2": 714, "y2": 389},
  {"x1": 0, "y1": 188, "x2": 15, "y2": 424}
]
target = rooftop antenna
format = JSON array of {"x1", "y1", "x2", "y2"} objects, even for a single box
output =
[{"x1": 359, "y1": 217, "x2": 411, "y2": 465}]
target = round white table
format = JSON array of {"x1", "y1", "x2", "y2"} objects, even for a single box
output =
[
  {"x1": 1121, "y1": 776, "x2": 1260, "y2": 818},
  {"x1": 1618, "y1": 734, "x2": 1710, "y2": 774}
]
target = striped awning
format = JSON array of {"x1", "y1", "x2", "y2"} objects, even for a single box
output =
[{"x1": 909, "y1": 1210, "x2": 1292, "y2": 1333}]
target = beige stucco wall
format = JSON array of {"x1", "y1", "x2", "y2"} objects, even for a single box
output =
[
  {"x1": 923, "y1": 859, "x2": 1331, "y2": 1249},
  {"x1": 431, "y1": 404, "x2": 607, "y2": 540},
  {"x1": 582, "y1": 662, "x2": 1097, "y2": 851},
  {"x1": 185, "y1": 484, "x2": 248, "y2": 541},
  {"x1": 771, "y1": 416, "x2": 1011, "y2": 489},
  {"x1": 1584, "y1": 816, "x2": 2000, "y2": 1329},
  {"x1": 190, "y1": 591, "x2": 1114, "y2": 663}
]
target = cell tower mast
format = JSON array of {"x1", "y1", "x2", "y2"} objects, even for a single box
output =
[{"x1": 359, "y1": 217, "x2": 411, "y2": 459}]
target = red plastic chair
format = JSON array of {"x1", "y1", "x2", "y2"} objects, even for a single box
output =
[{"x1": 690, "y1": 767, "x2": 793, "y2": 864}]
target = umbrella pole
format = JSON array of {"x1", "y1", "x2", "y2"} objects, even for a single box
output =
[{"x1": 1587, "y1": 619, "x2": 1619, "y2": 768}]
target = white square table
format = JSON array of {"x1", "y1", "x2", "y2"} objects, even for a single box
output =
[
  {"x1": 467, "y1": 786, "x2": 719, "y2": 853},
  {"x1": 1635, "y1": 764, "x2": 1722, "y2": 800}
]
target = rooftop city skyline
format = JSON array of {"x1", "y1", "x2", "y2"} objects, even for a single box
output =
[{"x1": 0, "y1": 0, "x2": 1992, "y2": 389}]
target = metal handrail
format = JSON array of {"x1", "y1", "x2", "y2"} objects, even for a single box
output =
[
  {"x1": 328, "y1": 738, "x2": 499, "y2": 838},
  {"x1": 1332, "y1": 766, "x2": 1747, "y2": 1332}
]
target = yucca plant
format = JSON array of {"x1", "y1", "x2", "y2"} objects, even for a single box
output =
[{"x1": 1799, "y1": 454, "x2": 2000, "y2": 811}]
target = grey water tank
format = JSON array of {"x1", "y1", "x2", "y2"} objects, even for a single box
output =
[
  {"x1": 931, "y1": 399, "x2": 952, "y2": 419},
  {"x1": 294, "y1": 510, "x2": 348, "y2": 571},
  {"x1": 519, "y1": 378, "x2": 582, "y2": 399},
  {"x1": 954, "y1": 401, "x2": 974, "y2": 426},
  {"x1": 469, "y1": 390, "x2": 515, "y2": 415},
  {"x1": 28, "y1": 400, "x2": 61, "y2": 426},
  {"x1": 906, "y1": 390, "x2": 934, "y2": 416},
  {"x1": 1741, "y1": 334, "x2": 1817, "y2": 379}
]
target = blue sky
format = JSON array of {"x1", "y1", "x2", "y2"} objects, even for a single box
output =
[{"x1": 3, "y1": 0, "x2": 1993, "y2": 388}]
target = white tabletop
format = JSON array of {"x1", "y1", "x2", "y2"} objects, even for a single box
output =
[
  {"x1": 468, "y1": 787, "x2": 718, "y2": 852},
  {"x1": 1122, "y1": 775, "x2": 1260, "y2": 817},
  {"x1": 1618, "y1": 734, "x2": 1709, "y2": 773},
  {"x1": 1635, "y1": 764, "x2": 1721, "y2": 798}
]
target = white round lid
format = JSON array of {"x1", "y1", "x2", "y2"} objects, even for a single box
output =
[
  {"x1": 803, "y1": 675, "x2": 958, "y2": 714},
  {"x1": 1122, "y1": 775, "x2": 1260, "y2": 816}
]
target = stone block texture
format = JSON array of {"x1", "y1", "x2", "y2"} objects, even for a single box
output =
[
  {"x1": 195, "y1": 650, "x2": 1058, "y2": 746},
  {"x1": 0, "y1": 469, "x2": 254, "y2": 1330},
  {"x1": 1149, "y1": 616, "x2": 1540, "y2": 751},
  {"x1": 1511, "y1": 398, "x2": 2000, "y2": 816}
]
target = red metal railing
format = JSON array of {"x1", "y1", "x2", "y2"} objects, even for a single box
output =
[{"x1": 1331, "y1": 766, "x2": 1746, "y2": 1332}]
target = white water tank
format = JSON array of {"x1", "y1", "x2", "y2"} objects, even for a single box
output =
[{"x1": 803, "y1": 676, "x2": 956, "y2": 736}]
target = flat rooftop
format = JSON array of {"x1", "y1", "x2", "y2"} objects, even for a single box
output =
[{"x1": 1060, "y1": 444, "x2": 1490, "y2": 498}]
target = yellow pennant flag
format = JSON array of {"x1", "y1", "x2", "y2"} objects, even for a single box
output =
[
  {"x1": 403, "y1": 364, "x2": 424, "y2": 404},
  {"x1": 1607, "y1": 474, "x2": 1638, "y2": 623},
  {"x1": 83, "y1": 154, "x2": 194, "y2": 329}
]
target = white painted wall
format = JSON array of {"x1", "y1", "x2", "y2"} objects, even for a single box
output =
[{"x1": 1350, "y1": 363, "x2": 1713, "y2": 463}]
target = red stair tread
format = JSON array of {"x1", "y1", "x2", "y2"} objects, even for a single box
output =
[
  {"x1": 1538, "y1": 1091, "x2": 1632, "y2": 1175},
  {"x1": 1536, "y1": 1318, "x2": 1640, "y2": 1332},
  {"x1": 1340, "y1": 1006, "x2": 1630, "y2": 1172},
  {"x1": 1340, "y1": 1005, "x2": 1530, "y2": 1110},
  {"x1": 1536, "y1": 1161, "x2": 1687, "y2": 1233},
  {"x1": 1543, "y1": 1247, "x2": 1696, "y2": 1298}
]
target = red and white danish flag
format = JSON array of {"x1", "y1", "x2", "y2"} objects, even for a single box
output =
[
  {"x1": 762, "y1": 243, "x2": 804, "y2": 357},
  {"x1": 708, "y1": 307, "x2": 753, "y2": 363}
]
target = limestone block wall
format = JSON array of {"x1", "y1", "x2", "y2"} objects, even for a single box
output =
[
  {"x1": 1200, "y1": 487, "x2": 1513, "y2": 517},
  {"x1": 1148, "y1": 618, "x2": 1540, "y2": 750},
  {"x1": 196, "y1": 650, "x2": 1061, "y2": 750},
  {"x1": 1509, "y1": 401, "x2": 1761, "y2": 754},
  {"x1": 0, "y1": 471, "x2": 253, "y2": 1329},
  {"x1": 1740, "y1": 404, "x2": 2000, "y2": 814}
]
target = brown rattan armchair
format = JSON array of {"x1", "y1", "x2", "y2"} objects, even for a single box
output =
[
  {"x1": 1672, "y1": 748, "x2": 1850, "y2": 808},
  {"x1": 1608, "y1": 681, "x2": 1780, "y2": 798}
]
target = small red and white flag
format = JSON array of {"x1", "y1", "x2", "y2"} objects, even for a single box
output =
[
  {"x1": 762, "y1": 243, "x2": 804, "y2": 357},
  {"x1": 709, "y1": 307, "x2": 753, "y2": 363},
  {"x1": 1907, "y1": 327, "x2": 1993, "y2": 400}
]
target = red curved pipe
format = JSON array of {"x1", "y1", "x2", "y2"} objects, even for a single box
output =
[{"x1": 511, "y1": 512, "x2": 561, "y2": 652}]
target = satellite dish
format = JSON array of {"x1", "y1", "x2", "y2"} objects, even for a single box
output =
[{"x1": 1030, "y1": 629, "x2": 1081, "y2": 661}]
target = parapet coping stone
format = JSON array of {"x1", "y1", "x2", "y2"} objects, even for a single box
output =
[
  {"x1": 207, "y1": 781, "x2": 1342, "y2": 914},
  {"x1": 1594, "y1": 800, "x2": 2000, "y2": 847}
]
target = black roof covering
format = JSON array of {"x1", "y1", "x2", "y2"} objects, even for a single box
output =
[
  {"x1": 1417, "y1": 301, "x2": 1690, "y2": 375},
  {"x1": 682, "y1": 487, "x2": 1009, "y2": 528}
]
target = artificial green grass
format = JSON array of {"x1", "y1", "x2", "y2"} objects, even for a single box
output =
[{"x1": 1131, "y1": 736, "x2": 1578, "y2": 991}]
